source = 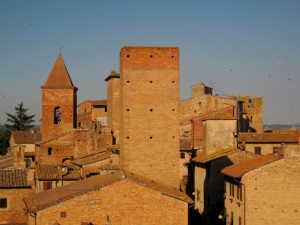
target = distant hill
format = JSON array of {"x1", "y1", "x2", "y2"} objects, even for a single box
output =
[{"x1": 264, "y1": 123, "x2": 300, "y2": 130}]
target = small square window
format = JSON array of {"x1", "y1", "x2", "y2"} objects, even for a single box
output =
[
  {"x1": 0, "y1": 198, "x2": 7, "y2": 208},
  {"x1": 180, "y1": 152, "x2": 185, "y2": 159},
  {"x1": 60, "y1": 211, "x2": 67, "y2": 218}
]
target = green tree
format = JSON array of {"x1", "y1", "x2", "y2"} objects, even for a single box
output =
[
  {"x1": 5, "y1": 102, "x2": 35, "y2": 131},
  {"x1": 0, "y1": 129, "x2": 10, "y2": 155}
]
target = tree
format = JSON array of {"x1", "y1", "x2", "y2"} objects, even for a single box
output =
[
  {"x1": 0, "y1": 129, "x2": 10, "y2": 155},
  {"x1": 5, "y1": 102, "x2": 35, "y2": 131}
]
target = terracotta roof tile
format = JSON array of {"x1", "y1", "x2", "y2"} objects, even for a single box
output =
[
  {"x1": 72, "y1": 151, "x2": 111, "y2": 166},
  {"x1": 43, "y1": 54, "x2": 75, "y2": 89},
  {"x1": 238, "y1": 131, "x2": 299, "y2": 143},
  {"x1": 12, "y1": 130, "x2": 42, "y2": 144},
  {"x1": 0, "y1": 155, "x2": 14, "y2": 168},
  {"x1": 221, "y1": 154, "x2": 282, "y2": 178},
  {"x1": 0, "y1": 169, "x2": 29, "y2": 187},
  {"x1": 78, "y1": 100, "x2": 107, "y2": 107},
  {"x1": 192, "y1": 148, "x2": 238, "y2": 164},
  {"x1": 123, "y1": 170, "x2": 193, "y2": 204},
  {"x1": 24, "y1": 170, "x2": 193, "y2": 213},
  {"x1": 36, "y1": 164, "x2": 81, "y2": 181}
]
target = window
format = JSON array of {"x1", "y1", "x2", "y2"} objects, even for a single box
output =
[
  {"x1": 0, "y1": 198, "x2": 7, "y2": 208},
  {"x1": 54, "y1": 107, "x2": 62, "y2": 124},
  {"x1": 60, "y1": 211, "x2": 67, "y2": 218},
  {"x1": 239, "y1": 216, "x2": 242, "y2": 225},
  {"x1": 43, "y1": 181, "x2": 52, "y2": 190},
  {"x1": 180, "y1": 152, "x2": 185, "y2": 159},
  {"x1": 230, "y1": 183, "x2": 234, "y2": 197},
  {"x1": 196, "y1": 189, "x2": 200, "y2": 201},
  {"x1": 48, "y1": 147, "x2": 52, "y2": 156},
  {"x1": 273, "y1": 147, "x2": 281, "y2": 154},
  {"x1": 237, "y1": 185, "x2": 242, "y2": 201},
  {"x1": 254, "y1": 147, "x2": 261, "y2": 155}
]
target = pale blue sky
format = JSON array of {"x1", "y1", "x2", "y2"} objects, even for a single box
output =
[{"x1": 0, "y1": 0, "x2": 299, "y2": 125}]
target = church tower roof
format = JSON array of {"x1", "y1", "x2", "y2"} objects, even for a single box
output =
[{"x1": 43, "y1": 53, "x2": 75, "y2": 88}]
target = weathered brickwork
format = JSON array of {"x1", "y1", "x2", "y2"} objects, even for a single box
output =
[
  {"x1": 33, "y1": 180, "x2": 188, "y2": 225},
  {"x1": 119, "y1": 47, "x2": 180, "y2": 189}
]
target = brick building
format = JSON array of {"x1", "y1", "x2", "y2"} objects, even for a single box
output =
[
  {"x1": 24, "y1": 170, "x2": 193, "y2": 225},
  {"x1": 221, "y1": 145, "x2": 300, "y2": 225},
  {"x1": 119, "y1": 47, "x2": 180, "y2": 189},
  {"x1": 105, "y1": 70, "x2": 120, "y2": 145},
  {"x1": 39, "y1": 53, "x2": 78, "y2": 165},
  {"x1": 0, "y1": 169, "x2": 35, "y2": 224},
  {"x1": 238, "y1": 130, "x2": 300, "y2": 155},
  {"x1": 77, "y1": 99, "x2": 107, "y2": 129}
]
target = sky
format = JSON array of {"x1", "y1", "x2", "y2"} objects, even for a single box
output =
[{"x1": 0, "y1": 0, "x2": 299, "y2": 125}]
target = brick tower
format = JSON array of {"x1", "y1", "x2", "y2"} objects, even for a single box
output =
[
  {"x1": 119, "y1": 46, "x2": 180, "y2": 189},
  {"x1": 105, "y1": 70, "x2": 120, "y2": 144},
  {"x1": 41, "y1": 53, "x2": 77, "y2": 140}
]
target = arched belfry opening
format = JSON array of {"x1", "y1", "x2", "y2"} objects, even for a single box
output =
[{"x1": 54, "y1": 107, "x2": 61, "y2": 124}]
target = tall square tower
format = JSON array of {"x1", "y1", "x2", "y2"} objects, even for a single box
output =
[{"x1": 119, "y1": 47, "x2": 180, "y2": 188}]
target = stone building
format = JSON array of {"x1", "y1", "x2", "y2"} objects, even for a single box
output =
[
  {"x1": 119, "y1": 46, "x2": 180, "y2": 189},
  {"x1": 24, "y1": 170, "x2": 193, "y2": 225},
  {"x1": 0, "y1": 169, "x2": 35, "y2": 224},
  {"x1": 221, "y1": 146, "x2": 300, "y2": 225}
]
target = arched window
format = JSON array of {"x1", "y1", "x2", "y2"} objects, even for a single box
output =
[{"x1": 54, "y1": 107, "x2": 61, "y2": 124}]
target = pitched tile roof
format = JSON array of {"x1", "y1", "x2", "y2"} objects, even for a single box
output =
[
  {"x1": 43, "y1": 53, "x2": 75, "y2": 89},
  {"x1": 36, "y1": 164, "x2": 81, "y2": 181},
  {"x1": 78, "y1": 100, "x2": 107, "y2": 108},
  {"x1": 238, "y1": 131, "x2": 300, "y2": 143},
  {"x1": 105, "y1": 70, "x2": 120, "y2": 81},
  {"x1": 72, "y1": 151, "x2": 111, "y2": 166},
  {"x1": 0, "y1": 169, "x2": 29, "y2": 187},
  {"x1": 221, "y1": 154, "x2": 282, "y2": 178},
  {"x1": 24, "y1": 170, "x2": 193, "y2": 213},
  {"x1": 0, "y1": 154, "x2": 14, "y2": 169},
  {"x1": 11, "y1": 130, "x2": 42, "y2": 144},
  {"x1": 192, "y1": 148, "x2": 238, "y2": 164}
]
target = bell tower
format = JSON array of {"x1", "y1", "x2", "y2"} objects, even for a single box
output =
[{"x1": 41, "y1": 53, "x2": 78, "y2": 140}]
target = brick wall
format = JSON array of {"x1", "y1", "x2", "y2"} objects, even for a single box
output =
[
  {"x1": 41, "y1": 88, "x2": 76, "y2": 140},
  {"x1": 119, "y1": 47, "x2": 180, "y2": 189},
  {"x1": 225, "y1": 154, "x2": 300, "y2": 225},
  {"x1": 34, "y1": 180, "x2": 188, "y2": 225},
  {"x1": 0, "y1": 188, "x2": 34, "y2": 224},
  {"x1": 106, "y1": 73, "x2": 120, "y2": 143}
]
